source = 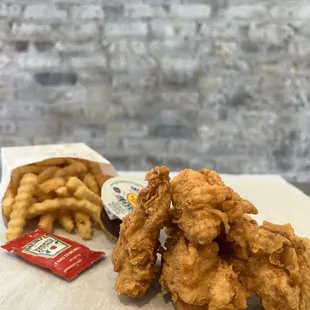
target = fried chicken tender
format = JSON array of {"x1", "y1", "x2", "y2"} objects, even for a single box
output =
[
  {"x1": 112, "y1": 166, "x2": 171, "y2": 298},
  {"x1": 227, "y1": 216, "x2": 310, "y2": 310},
  {"x1": 226, "y1": 215, "x2": 292, "y2": 260},
  {"x1": 160, "y1": 231, "x2": 249, "y2": 310},
  {"x1": 170, "y1": 169, "x2": 258, "y2": 245}
]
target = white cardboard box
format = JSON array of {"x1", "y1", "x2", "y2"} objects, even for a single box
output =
[{"x1": 0, "y1": 143, "x2": 118, "y2": 201}]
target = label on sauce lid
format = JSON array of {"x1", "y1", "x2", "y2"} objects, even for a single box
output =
[{"x1": 101, "y1": 176, "x2": 146, "y2": 220}]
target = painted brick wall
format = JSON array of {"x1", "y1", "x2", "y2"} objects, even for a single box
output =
[{"x1": 0, "y1": 0, "x2": 309, "y2": 181}]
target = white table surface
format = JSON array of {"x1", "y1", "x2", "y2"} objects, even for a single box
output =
[{"x1": 0, "y1": 173, "x2": 309, "y2": 310}]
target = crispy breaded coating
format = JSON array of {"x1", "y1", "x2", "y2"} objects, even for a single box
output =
[
  {"x1": 227, "y1": 216, "x2": 310, "y2": 310},
  {"x1": 170, "y1": 169, "x2": 258, "y2": 245},
  {"x1": 112, "y1": 166, "x2": 171, "y2": 298},
  {"x1": 109, "y1": 166, "x2": 310, "y2": 309},
  {"x1": 160, "y1": 231, "x2": 249, "y2": 310}
]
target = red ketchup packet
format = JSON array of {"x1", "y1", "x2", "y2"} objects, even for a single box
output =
[{"x1": 1, "y1": 227, "x2": 105, "y2": 281}]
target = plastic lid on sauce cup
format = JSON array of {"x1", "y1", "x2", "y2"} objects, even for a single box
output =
[{"x1": 100, "y1": 176, "x2": 145, "y2": 238}]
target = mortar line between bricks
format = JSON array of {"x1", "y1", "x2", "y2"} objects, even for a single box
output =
[{"x1": 0, "y1": 0, "x2": 308, "y2": 180}]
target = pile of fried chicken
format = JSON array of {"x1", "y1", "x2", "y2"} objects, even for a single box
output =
[{"x1": 112, "y1": 167, "x2": 310, "y2": 310}]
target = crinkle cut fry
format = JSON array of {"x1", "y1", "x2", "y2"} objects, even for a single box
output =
[
  {"x1": 6, "y1": 173, "x2": 38, "y2": 240},
  {"x1": 88, "y1": 162, "x2": 113, "y2": 187},
  {"x1": 73, "y1": 186, "x2": 102, "y2": 206},
  {"x1": 39, "y1": 177, "x2": 66, "y2": 194},
  {"x1": 74, "y1": 212, "x2": 92, "y2": 240},
  {"x1": 55, "y1": 186, "x2": 70, "y2": 197},
  {"x1": 66, "y1": 176, "x2": 85, "y2": 193},
  {"x1": 57, "y1": 210, "x2": 75, "y2": 233},
  {"x1": 2, "y1": 185, "x2": 15, "y2": 217},
  {"x1": 83, "y1": 173, "x2": 100, "y2": 195},
  {"x1": 54, "y1": 161, "x2": 87, "y2": 178},
  {"x1": 38, "y1": 212, "x2": 57, "y2": 233},
  {"x1": 66, "y1": 176, "x2": 102, "y2": 206},
  {"x1": 37, "y1": 166, "x2": 59, "y2": 184},
  {"x1": 10, "y1": 165, "x2": 42, "y2": 193},
  {"x1": 27, "y1": 197, "x2": 101, "y2": 224},
  {"x1": 112, "y1": 166, "x2": 171, "y2": 298},
  {"x1": 36, "y1": 158, "x2": 67, "y2": 166}
]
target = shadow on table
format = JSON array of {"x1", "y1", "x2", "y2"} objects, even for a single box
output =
[
  {"x1": 117, "y1": 270, "x2": 263, "y2": 309},
  {"x1": 248, "y1": 295, "x2": 264, "y2": 309}
]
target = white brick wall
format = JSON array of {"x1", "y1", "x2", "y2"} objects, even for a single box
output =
[
  {"x1": 24, "y1": 4, "x2": 67, "y2": 20},
  {"x1": 105, "y1": 22, "x2": 148, "y2": 37},
  {"x1": 0, "y1": 0, "x2": 308, "y2": 180},
  {"x1": 170, "y1": 5, "x2": 212, "y2": 19}
]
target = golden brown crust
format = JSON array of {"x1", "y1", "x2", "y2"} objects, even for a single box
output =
[
  {"x1": 160, "y1": 232, "x2": 250, "y2": 309},
  {"x1": 112, "y1": 166, "x2": 171, "y2": 298},
  {"x1": 227, "y1": 216, "x2": 310, "y2": 310},
  {"x1": 170, "y1": 169, "x2": 257, "y2": 245},
  {"x1": 110, "y1": 167, "x2": 310, "y2": 309}
]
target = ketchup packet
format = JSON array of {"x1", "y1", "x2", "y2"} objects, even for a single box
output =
[{"x1": 1, "y1": 227, "x2": 105, "y2": 281}]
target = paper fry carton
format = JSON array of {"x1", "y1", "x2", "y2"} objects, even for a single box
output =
[{"x1": 0, "y1": 143, "x2": 118, "y2": 227}]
